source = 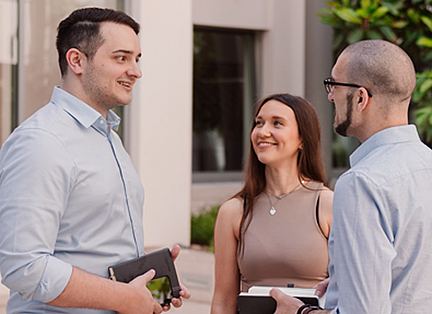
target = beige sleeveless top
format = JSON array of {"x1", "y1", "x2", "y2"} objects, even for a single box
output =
[{"x1": 237, "y1": 181, "x2": 329, "y2": 292}]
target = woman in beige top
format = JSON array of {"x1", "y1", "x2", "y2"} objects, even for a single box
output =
[{"x1": 210, "y1": 93, "x2": 333, "y2": 314}]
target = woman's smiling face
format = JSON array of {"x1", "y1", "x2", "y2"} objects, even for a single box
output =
[{"x1": 251, "y1": 99, "x2": 302, "y2": 167}]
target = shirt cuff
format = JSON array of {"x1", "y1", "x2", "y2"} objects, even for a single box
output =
[{"x1": 33, "y1": 257, "x2": 73, "y2": 303}]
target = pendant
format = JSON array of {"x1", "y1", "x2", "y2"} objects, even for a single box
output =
[{"x1": 269, "y1": 207, "x2": 276, "y2": 216}]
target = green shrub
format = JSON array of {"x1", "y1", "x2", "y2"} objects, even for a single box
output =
[{"x1": 191, "y1": 204, "x2": 220, "y2": 248}]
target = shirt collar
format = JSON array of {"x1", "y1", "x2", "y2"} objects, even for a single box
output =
[
  {"x1": 50, "y1": 86, "x2": 120, "y2": 134},
  {"x1": 350, "y1": 125, "x2": 420, "y2": 167}
]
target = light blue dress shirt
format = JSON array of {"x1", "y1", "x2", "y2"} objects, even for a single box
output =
[
  {"x1": 325, "y1": 125, "x2": 432, "y2": 313},
  {"x1": 0, "y1": 87, "x2": 145, "y2": 313}
]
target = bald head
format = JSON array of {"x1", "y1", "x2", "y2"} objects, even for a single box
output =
[{"x1": 341, "y1": 40, "x2": 416, "y2": 104}]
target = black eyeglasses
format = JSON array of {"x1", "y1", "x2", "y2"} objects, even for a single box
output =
[{"x1": 323, "y1": 77, "x2": 372, "y2": 98}]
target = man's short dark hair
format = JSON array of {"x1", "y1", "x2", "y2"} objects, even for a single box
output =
[{"x1": 56, "y1": 7, "x2": 140, "y2": 77}]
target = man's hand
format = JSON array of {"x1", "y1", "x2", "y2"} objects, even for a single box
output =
[
  {"x1": 314, "y1": 278, "x2": 330, "y2": 298},
  {"x1": 126, "y1": 269, "x2": 163, "y2": 314},
  {"x1": 170, "y1": 245, "x2": 181, "y2": 262},
  {"x1": 161, "y1": 245, "x2": 191, "y2": 311},
  {"x1": 270, "y1": 288, "x2": 304, "y2": 314}
]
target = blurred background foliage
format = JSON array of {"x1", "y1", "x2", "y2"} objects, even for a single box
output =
[
  {"x1": 190, "y1": 204, "x2": 220, "y2": 252},
  {"x1": 318, "y1": 0, "x2": 432, "y2": 145}
]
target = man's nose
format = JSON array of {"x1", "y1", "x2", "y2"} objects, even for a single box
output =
[{"x1": 128, "y1": 62, "x2": 142, "y2": 79}]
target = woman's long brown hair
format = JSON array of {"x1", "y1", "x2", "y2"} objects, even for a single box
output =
[{"x1": 233, "y1": 93, "x2": 326, "y2": 256}]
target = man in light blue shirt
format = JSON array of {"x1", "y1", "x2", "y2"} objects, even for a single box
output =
[
  {"x1": 0, "y1": 7, "x2": 189, "y2": 314},
  {"x1": 271, "y1": 40, "x2": 432, "y2": 314}
]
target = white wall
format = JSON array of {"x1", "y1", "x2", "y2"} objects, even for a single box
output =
[
  {"x1": 193, "y1": 0, "x2": 272, "y2": 30},
  {"x1": 126, "y1": 0, "x2": 193, "y2": 248},
  {"x1": 261, "y1": 0, "x2": 306, "y2": 97}
]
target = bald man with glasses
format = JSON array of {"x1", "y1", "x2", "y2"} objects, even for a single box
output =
[{"x1": 271, "y1": 39, "x2": 432, "y2": 314}]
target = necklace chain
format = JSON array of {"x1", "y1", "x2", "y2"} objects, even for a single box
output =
[{"x1": 265, "y1": 181, "x2": 304, "y2": 216}]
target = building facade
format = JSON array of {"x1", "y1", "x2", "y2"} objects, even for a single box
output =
[{"x1": 0, "y1": 0, "x2": 334, "y2": 248}]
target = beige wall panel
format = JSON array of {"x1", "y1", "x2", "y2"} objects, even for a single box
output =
[
  {"x1": 260, "y1": 0, "x2": 306, "y2": 97},
  {"x1": 193, "y1": 0, "x2": 272, "y2": 30},
  {"x1": 127, "y1": 0, "x2": 193, "y2": 248}
]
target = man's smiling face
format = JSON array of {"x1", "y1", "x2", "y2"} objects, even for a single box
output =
[{"x1": 81, "y1": 22, "x2": 142, "y2": 115}]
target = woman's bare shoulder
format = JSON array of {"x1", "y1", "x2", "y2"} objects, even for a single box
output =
[
  {"x1": 215, "y1": 197, "x2": 244, "y2": 239},
  {"x1": 218, "y1": 197, "x2": 244, "y2": 219}
]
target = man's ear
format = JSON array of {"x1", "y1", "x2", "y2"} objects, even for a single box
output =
[
  {"x1": 356, "y1": 87, "x2": 370, "y2": 113},
  {"x1": 65, "y1": 48, "x2": 86, "y2": 75}
]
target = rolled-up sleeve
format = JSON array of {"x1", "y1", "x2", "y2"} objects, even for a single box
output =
[{"x1": 0, "y1": 129, "x2": 75, "y2": 303}]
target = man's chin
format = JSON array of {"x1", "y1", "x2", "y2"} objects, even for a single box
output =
[
  {"x1": 333, "y1": 119, "x2": 351, "y2": 137},
  {"x1": 334, "y1": 123, "x2": 350, "y2": 137},
  {"x1": 117, "y1": 96, "x2": 132, "y2": 107}
]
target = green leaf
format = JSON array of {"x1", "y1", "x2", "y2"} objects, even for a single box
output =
[
  {"x1": 413, "y1": 93, "x2": 422, "y2": 103},
  {"x1": 335, "y1": 8, "x2": 362, "y2": 24},
  {"x1": 348, "y1": 28, "x2": 365, "y2": 43},
  {"x1": 356, "y1": 8, "x2": 369, "y2": 19},
  {"x1": 371, "y1": 7, "x2": 389, "y2": 19},
  {"x1": 361, "y1": 0, "x2": 372, "y2": 9},
  {"x1": 372, "y1": 20, "x2": 387, "y2": 27},
  {"x1": 417, "y1": 106, "x2": 432, "y2": 116},
  {"x1": 380, "y1": 26, "x2": 397, "y2": 41},
  {"x1": 415, "y1": 116, "x2": 427, "y2": 131},
  {"x1": 379, "y1": 16, "x2": 394, "y2": 27},
  {"x1": 406, "y1": 29, "x2": 423, "y2": 46},
  {"x1": 407, "y1": 9, "x2": 420, "y2": 24},
  {"x1": 420, "y1": 79, "x2": 432, "y2": 94},
  {"x1": 317, "y1": 8, "x2": 334, "y2": 18},
  {"x1": 382, "y1": 1, "x2": 404, "y2": 15},
  {"x1": 320, "y1": 15, "x2": 334, "y2": 26},
  {"x1": 417, "y1": 37, "x2": 432, "y2": 48},
  {"x1": 392, "y1": 21, "x2": 409, "y2": 29},
  {"x1": 421, "y1": 16, "x2": 432, "y2": 32},
  {"x1": 415, "y1": 107, "x2": 432, "y2": 127},
  {"x1": 366, "y1": 30, "x2": 383, "y2": 39},
  {"x1": 428, "y1": 113, "x2": 432, "y2": 127}
]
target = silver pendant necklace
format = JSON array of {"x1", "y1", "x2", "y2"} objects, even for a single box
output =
[{"x1": 265, "y1": 181, "x2": 304, "y2": 216}]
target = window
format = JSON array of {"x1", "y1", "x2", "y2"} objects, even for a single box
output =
[{"x1": 193, "y1": 28, "x2": 256, "y2": 181}]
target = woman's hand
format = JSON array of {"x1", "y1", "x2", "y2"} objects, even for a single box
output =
[{"x1": 314, "y1": 277, "x2": 330, "y2": 298}]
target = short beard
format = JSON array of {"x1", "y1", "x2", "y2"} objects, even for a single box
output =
[{"x1": 335, "y1": 93, "x2": 353, "y2": 137}]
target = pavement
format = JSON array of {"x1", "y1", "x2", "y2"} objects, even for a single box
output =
[{"x1": 0, "y1": 246, "x2": 214, "y2": 314}]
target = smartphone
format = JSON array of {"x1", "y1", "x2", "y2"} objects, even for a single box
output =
[{"x1": 147, "y1": 276, "x2": 173, "y2": 306}]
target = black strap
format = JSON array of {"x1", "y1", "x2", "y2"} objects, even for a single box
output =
[
  {"x1": 315, "y1": 193, "x2": 328, "y2": 239},
  {"x1": 297, "y1": 304, "x2": 312, "y2": 314}
]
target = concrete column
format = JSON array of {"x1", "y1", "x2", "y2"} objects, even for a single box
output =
[{"x1": 126, "y1": 0, "x2": 193, "y2": 248}]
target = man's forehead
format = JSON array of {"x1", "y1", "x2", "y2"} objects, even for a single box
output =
[
  {"x1": 331, "y1": 55, "x2": 348, "y2": 80},
  {"x1": 99, "y1": 22, "x2": 141, "y2": 54}
]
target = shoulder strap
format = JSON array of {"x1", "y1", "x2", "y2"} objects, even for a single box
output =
[{"x1": 315, "y1": 192, "x2": 328, "y2": 239}]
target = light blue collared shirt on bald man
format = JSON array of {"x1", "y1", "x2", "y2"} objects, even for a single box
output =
[
  {"x1": 0, "y1": 86, "x2": 145, "y2": 313},
  {"x1": 325, "y1": 125, "x2": 432, "y2": 314}
]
